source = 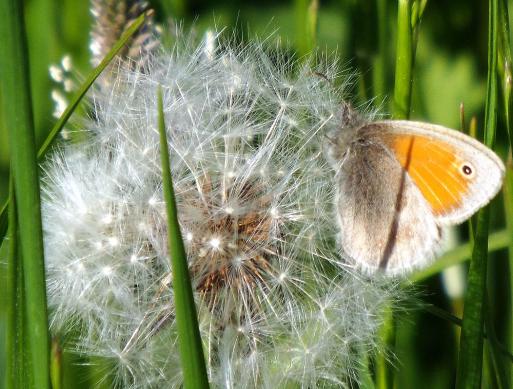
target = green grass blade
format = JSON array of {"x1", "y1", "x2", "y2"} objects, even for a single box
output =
[
  {"x1": 424, "y1": 304, "x2": 513, "y2": 362},
  {"x1": 506, "y1": 154, "x2": 513, "y2": 386},
  {"x1": 497, "y1": 0, "x2": 513, "y2": 385},
  {"x1": 37, "y1": 12, "x2": 148, "y2": 159},
  {"x1": 157, "y1": 87, "x2": 210, "y2": 389},
  {"x1": 498, "y1": 0, "x2": 513, "y2": 148},
  {"x1": 0, "y1": 0, "x2": 50, "y2": 386},
  {"x1": 0, "y1": 201, "x2": 7, "y2": 250},
  {"x1": 295, "y1": 0, "x2": 318, "y2": 56},
  {"x1": 50, "y1": 338, "x2": 63, "y2": 389},
  {"x1": 484, "y1": 298, "x2": 508, "y2": 389},
  {"x1": 456, "y1": 0, "x2": 499, "y2": 387},
  {"x1": 375, "y1": 307, "x2": 394, "y2": 389},
  {"x1": 409, "y1": 229, "x2": 510, "y2": 282},
  {"x1": 375, "y1": 2, "x2": 425, "y2": 386},
  {"x1": 373, "y1": 0, "x2": 389, "y2": 99},
  {"x1": 393, "y1": 0, "x2": 414, "y2": 119},
  {"x1": 0, "y1": 11, "x2": 149, "y2": 249},
  {"x1": 5, "y1": 178, "x2": 26, "y2": 389},
  {"x1": 306, "y1": 0, "x2": 319, "y2": 54}
]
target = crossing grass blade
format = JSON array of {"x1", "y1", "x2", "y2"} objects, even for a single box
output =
[
  {"x1": 408, "y1": 229, "x2": 510, "y2": 282},
  {"x1": 157, "y1": 87, "x2": 210, "y2": 389},
  {"x1": 0, "y1": 11, "x2": 149, "y2": 249}
]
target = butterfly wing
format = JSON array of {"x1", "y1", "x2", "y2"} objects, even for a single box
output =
[
  {"x1": 335, "y1": 131, "x2": 442, "y2": 275},
  {"x1": 373, "y1": 120, "x2": 505, "y2": 225}
]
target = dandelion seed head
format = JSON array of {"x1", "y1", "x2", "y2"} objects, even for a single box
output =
[{"x1": 43, "y1": 30, "x2": 402, "y2": 388}]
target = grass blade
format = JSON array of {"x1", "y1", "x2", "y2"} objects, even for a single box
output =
[
  {"x1": 393, "y1": 0, "x2": 414, "y2": 119},
  {"x1": 0, "y1": 0, "x2": 50, "y2": 386},
  {"x1": 36, "y1": 12, "x2": 148, "y2": 159},
  {"x1": 50, "y1": 338, "x2": 63, "y2": 389},
  {"x1": 373, "y1": 0, "x2": 389, "y2": 99},
  {"x1": 409, "y1": 229, "x2": 510, "y2": 282},
  {"x1": 295, "y1": 0, "x2": 318, "y2": 56},
  {"x1": 456, "y1": 0, "x2": 499, "y2": 387},
  {"x1": 496, "y1": 0, "x2": 513, "y2": 385},
  {"x1": 375, "y1": 2, "x2": 425, "y2": 386},
  {"x1": 157, "y1": 87, "x2": 210, "y2": 388},
  {"x1": 0, "y1": 11, "x2": 149, "y2": 249},
  {"x1": 5, "y1": 178, "x2": 26, "y2": 389},
  {"x1": 506, "y1": 153, "x2": 513, "y2": 386}
]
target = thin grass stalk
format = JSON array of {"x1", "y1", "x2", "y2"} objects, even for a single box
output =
[
  {"x1": 50, "y1": 338, "x2": 62, "y2": 389},
  {"x1": 88, "y1": 356, "x2": 113, "y2": 389},
  {"x1": 36, "y1": 12, "x2": 148, "y2": 159},
  {"x1": 358, "y1": 347, "x2": 377, "y2": 389},
  {"x1": 375, "y1": 307, "x2": 394, "y2": 389},
  {"x1": 157, "y1": 87, "x2": 210, "y2": 388},
  {"x1": 5, "y1": 178, "x2": 25, "y2": 389},
  {"x1": 393, "y1": 0, "x2": 413, "y2": 119},
  {"x1": 456, "y1": 0, "x2": 499, "y2": 387},
  {"x1": 506, "y1": 153, "x2": 513, "y2": 386},
  {"x1": 0, "y1": 12, "x2": 149, "y2": 248},
  {"x1": 484, "y1": 293, "x2": 508, "y2": 388},
  {"x1": 306, "y1": 0, "x2": 319, "y2": 55},
  {"x1": 0, "y1": 0, "x2": 50, "y2": 386},
  {"x1": 295, "y1": 0, "x2": 318, "y2": 56},
  {"x1": 497, "y1": 0, "x2": 513, "y2": 385},
  {"x1": 424, "y1": 304, "x2": 513, "y2": 363},
  {"x1": 374, "y1": 0, "x2": 388, "y2": 99},
  {"x1": 376, "y1": 1, "x2": 415, "y2": 385},
  {"x1": 375, "y1": 1, "x2": 421, "y2": 386},
  {"x1": 409, "y1": 229, "x2": 509, "y2": 282},
  {"x1": 159, "y1": 0, "x2": 186, "y2": 19}
]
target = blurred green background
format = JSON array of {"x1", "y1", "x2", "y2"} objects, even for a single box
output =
[{"x1": 1, "y1": 0, "x2": 512, "y2": 388}]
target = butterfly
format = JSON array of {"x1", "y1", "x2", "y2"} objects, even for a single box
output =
[{"x1": 325, "y1": 106, "x2": 505, "y2": 276}]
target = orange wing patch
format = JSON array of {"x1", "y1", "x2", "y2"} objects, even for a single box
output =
[{"x1": 384, "y1": 134, "x2": 471, "y2": 216}]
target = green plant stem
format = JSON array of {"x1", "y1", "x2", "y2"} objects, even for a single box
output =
[
  {"x1": 50, "y1": 338, "x2": 62, "y2": 389},
  {"x1": 307, "y1": 0, "x2": 319, "y2": 54},
  {"x1": 157, "y1": 87, "x2": 210, "y2": 389},
  {"x1": 374, "y1": 0, "x2": 388, "y2": 98},
  {"x1": 295, "y1": 0, "x2": 318, "y2": 56},
  {"x1": 409, "y1": 229, "x2": 510, "y2": 282},
  {"x1": 498, "y1": 0, "x2": 513, "y2": 148},
  {"x1": 425, "y1": 304, "x2": 513, "y2": 363},
  {"x1": 393, "y1": 0, "x2": 414, "y2": 118},
  {"x1": 376, "y1": 2, "x2": 424, "y2": 386},
  {"x1": 376, "y1": 306, "x2": 394, "y2": 389},
  {"x1": 505, "y1": 153, "x2": 513, "y2": 386},
  {"x1": 456, "y1": 0, "x2": 499, "y2": 387},
  {"x1": 0, "y1": 0, "x2": 50, "y2": 387},
  {"x1": 5, "y1": 178, "x2": 25, "y2": 389},
  {"x1": 497, "y1": 1, "x2": 513, "y2": 385}
]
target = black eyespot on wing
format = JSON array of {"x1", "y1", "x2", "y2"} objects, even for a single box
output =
[{"x1": 462, "y1": 164, "x2": 473, "y2": 176}]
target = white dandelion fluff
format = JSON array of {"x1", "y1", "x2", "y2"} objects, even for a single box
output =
[{"x1": 42, "y1": 31, "x2": 400, "y2": 388}]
